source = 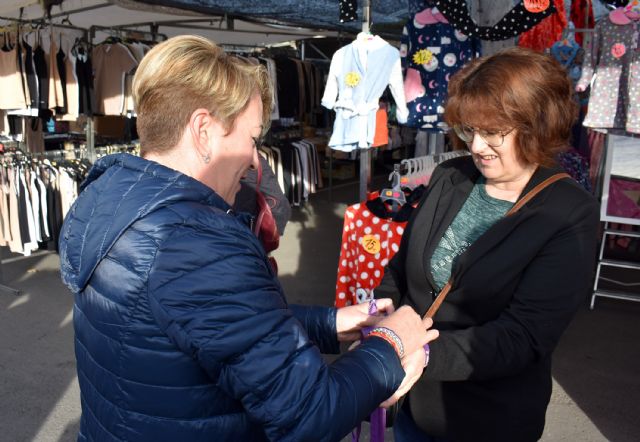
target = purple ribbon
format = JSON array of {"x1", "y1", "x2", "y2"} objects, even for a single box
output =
[{"x1": 351, "y1": 299, "x2": 386, "y2": 442}]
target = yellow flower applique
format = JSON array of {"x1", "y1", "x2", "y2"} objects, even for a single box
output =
[
  {"x1": 345, "y1": 71, "x2": 361, "y2": 87},
  {"x1": 413, "y1": 49, "x2": 433, "y2": 65}
]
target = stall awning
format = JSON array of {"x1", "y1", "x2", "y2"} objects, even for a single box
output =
[{"x1": 0, "y1": 0, "x2": 410, "y2": 46}]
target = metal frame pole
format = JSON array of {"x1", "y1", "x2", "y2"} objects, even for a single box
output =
[{"x1": 359, "y1": 0, "x2": 371, "y2": 202}]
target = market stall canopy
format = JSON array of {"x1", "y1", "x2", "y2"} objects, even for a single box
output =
[
  {"x1": 0, "y1": 0, "x2": 409, "y2": 47},
  {"x1": 130, "y1": 0, "x2": 410, "y2": 31}
]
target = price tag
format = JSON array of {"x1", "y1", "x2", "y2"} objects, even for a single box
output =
[{"x1": 361, "y1": 234, "x2": 381, "y2": 255}]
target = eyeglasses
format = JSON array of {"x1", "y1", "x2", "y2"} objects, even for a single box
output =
[{"x1": 453, "y1": 124, "x2": 514, "y2": 148}]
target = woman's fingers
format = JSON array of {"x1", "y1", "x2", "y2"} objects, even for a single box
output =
[{"x1": 374, "y1": 298, "x2": 395, "y2": 314}]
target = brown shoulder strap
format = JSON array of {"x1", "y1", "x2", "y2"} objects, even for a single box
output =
[
  {"x1": 505, "y1": 173, "x2": 570, "y2": 216},
  {"x1": 423, "y1": 172, "x2": 571, "y2": 319}
]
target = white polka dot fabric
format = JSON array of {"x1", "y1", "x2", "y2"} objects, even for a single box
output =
[
  {"x1": 340, "y1": 0, "x2": 358, "y2": 23},
  {"x1": 434, "y1": 0, "x2": 557, "y2": 41},
  {"x1": 576, "y1": 15, "x2": 640, "y2": 134},
  {"x1": 335, "y1": 202, "x2": 409, "y2": 307}
]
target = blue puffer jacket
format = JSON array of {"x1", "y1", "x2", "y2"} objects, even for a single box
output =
[{"x1": 59, "y1": 154, "x2": 404, "y2": 442}]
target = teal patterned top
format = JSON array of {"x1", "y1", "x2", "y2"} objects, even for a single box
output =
[{"x1": 430, "y1": 177, "x2": 513, "y2": 290}]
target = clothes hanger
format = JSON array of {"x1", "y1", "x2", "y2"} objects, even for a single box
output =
[
  {"x1": 380, "y1": 165, "x2": 407, "y2": 212},
  {"x1": 410, "y1": 158, "x2": 420, "y2": 189}
]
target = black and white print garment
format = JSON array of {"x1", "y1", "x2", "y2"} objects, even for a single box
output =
[
  {"x1": 434, "y1": 0, "x2": 557, "y2": 41},
  {"x1": 340, "y1": 0, "x2": 358, "y2": 23}
]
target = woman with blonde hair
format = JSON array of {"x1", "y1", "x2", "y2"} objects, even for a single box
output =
[{"x1": 59, "y1": 35, "x2": 438, "y2": 442}]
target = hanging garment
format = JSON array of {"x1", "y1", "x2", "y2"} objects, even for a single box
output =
[
  {"x1": 33, "y1": 43, "x2": 49, "y2": 110},
  {"x1": 0, "y1": 45, "x2": 28, "y2": 110},
  {"x1": 49, "y1": 38, "x2": 65, "y2": 112},
  {"x1": 340, "y1": 0, "x2": 358, "y2": 23},
  {"x1": 0, "y1": 166, "x2": 11, "y2": 246},
  {"x1": 570, "y1": 0, "x2": 596, "y2": 45},
  {"x1": 335, "y1": 187, "x2": 425, "y2": 307},
  {"x1": 259, "y1": 57, "x2": 280, "y2": 120},
  {"x1": 466, "y1": 0, "x2": 517, "y2": 56},
  {"x1": 274, "y1": 56, "x2": 300, "y2": 119},
  {"x1": 576, "y1": 12, "x2": 640, "y2": 134},
  {"x1": 433, "y1": 0, "x2": 557, "y2": 41},
  {"x1": 401, "y1": 9, "x2": 481, "y2": 131},
  {"x1": 18, "y1": 170, "x2": 38, "y2": 254},
  {"x1": 558, "y1": 148, "x2": 592, "y2": 193},
  {"x1": 123, "y1": 43, "x2": 144, "y2": 116},
  {"x1": 587, "y1": 129, "x2": 607, "y2": 189},
  {"x1": 518, "y1": 0, "x2": 568, "y2": 52},
  {"x1": 372, "y1": 105, "x2": 389, "y2": 147},
  {"x1": 16, "y1": 40, "x2": 31, "y2": 109},
  {"x1": 322, "y1": 35, "x2": 408, "y2": 152},
  {"x1": 291, "y1": 59, "x2": 306, "y2": 122},
  {"x1": 550, "y1": 37, "x2": 585, "y2": 92},
  {"x1": 62, "y1": 46, "x2": 79, "y2": 119},
  {"x1": 35, "y1": 170, "x2": 49, "y2": 240},
  {"x1": 8, "y1": 167, "x2": 23, "y2": 253},
  {"x1": 92, "y1": 43, "x2": 138, "y2": 115},
  {"x1": 23, "y1": 42, "x2": 38, "y2": 108}
]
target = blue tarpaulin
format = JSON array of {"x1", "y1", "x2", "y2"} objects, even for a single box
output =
[{"x1": 132, "y1": 0, "x2": 410, "y2": 32}]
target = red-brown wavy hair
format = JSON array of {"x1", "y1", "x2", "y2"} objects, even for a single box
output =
[{"x1": 445, "y1": 47, "x2": 578, "y2": 167}]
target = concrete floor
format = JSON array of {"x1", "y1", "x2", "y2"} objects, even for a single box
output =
[{"x1": 0, "y1": 179, "x2": 638, "y2": 442}]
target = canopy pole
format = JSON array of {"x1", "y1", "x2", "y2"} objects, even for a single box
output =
[{"x1": 359, "y1": 0, "x2": 371, "y2": 201}]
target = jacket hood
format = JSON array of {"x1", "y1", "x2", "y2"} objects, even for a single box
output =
[{"x1": 59, "y1": 153, "x2": 229, "y2": 293}]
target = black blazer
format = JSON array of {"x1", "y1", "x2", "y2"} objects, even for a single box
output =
[{"x1": 388, "y1": 155, "x2": 599, "y2": 441}]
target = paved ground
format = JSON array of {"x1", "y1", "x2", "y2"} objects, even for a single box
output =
[{"x1": 0, "y1": 179, "x2": 638, "y2": 442}]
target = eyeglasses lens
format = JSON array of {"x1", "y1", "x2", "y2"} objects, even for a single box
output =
[{"x1": 454, "y1": 125, "x2": 504, "y2": 148}]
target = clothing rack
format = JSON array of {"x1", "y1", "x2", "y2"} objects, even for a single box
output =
[
  {"x1": 0, "y1": 147, "x2": 49, "y2": 296},
  {"x1": 359, "y1": 0, "x2": 372, "y2": 202},
  {"x1": 0, "y1": 14, "x2": 89, "y2": 38},
  {"x1": 89, "y1": 25, "x2": 168, "y2": 45}
]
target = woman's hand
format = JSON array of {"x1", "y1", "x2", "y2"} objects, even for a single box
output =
[
  {"x1": 336, "y1": 299, "x2": 395, "y2": 342},
  {"x1": 380, "y1": 318, "x2": 439, "y2": 408},
  {"x1": 380, "y1": 346, "x2": 428, "y2": 408}
]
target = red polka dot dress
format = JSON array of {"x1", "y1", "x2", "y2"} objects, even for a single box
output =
[{"x1": 334, "y1": 187, "x2": 425, "y2": 308}]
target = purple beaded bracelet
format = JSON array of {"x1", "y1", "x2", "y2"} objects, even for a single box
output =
[{"x1": 424, "y1": 343, "x2": 430, "y2": 368}]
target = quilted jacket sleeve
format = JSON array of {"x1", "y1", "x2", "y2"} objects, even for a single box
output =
[
  {"x1": 289, "y1": 304, "x2": 340, "y2": 355},
  {"x1": 147, "y1": 221, "x2": 404, "y2": 442}
]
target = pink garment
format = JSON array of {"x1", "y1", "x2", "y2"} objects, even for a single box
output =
[
  {"x1": 404, "y1": 67, "x2": 425, "y2": 103},
  {"x1": 608, "y1": 178, "x2": 640, "y2": 219},
  {"x1": 415, "y1": 7, "x2": 449, "y2": 25},
  {"x1": 609, "y1": 6, "x2": 640, "y2": 25}
]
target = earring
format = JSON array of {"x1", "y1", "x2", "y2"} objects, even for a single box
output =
[{"x1": 202, "y1": 153, "x2": 210, "y2": 164}]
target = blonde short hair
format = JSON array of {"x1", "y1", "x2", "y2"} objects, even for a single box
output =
[{"x1": 133, "y1": 35, "x2": 273, "y2": 155}]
